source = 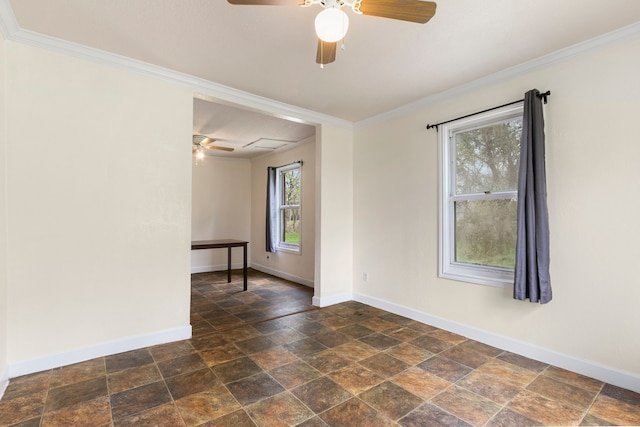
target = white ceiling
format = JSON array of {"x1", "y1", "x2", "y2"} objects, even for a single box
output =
[
  {"x1": 5, "y1": 0, "x2": 640, "y2": 157},
  {"x1": 192, "y1": 98, "x2": 315, "y2": 158}
]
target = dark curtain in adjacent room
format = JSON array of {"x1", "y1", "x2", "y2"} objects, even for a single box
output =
[{"x1": 265, "y1": 166, "x2": 277, "y2": 252}]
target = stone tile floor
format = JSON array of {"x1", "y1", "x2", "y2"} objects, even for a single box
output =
[{"x1": 1, "y1": 269, "x2": 639, "y2": 426}]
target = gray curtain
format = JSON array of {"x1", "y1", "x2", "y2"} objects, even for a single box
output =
[
  {"x1": 514, "y1": 89, "x2": 552, "y2": 303},
  {"x1": 265, "y1": 167, "x2": 278, "y2": 252}
]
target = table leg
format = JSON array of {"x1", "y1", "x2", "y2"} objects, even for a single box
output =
[
  {"x1": 243, "y1": 243, "x2": 248, "y2": 291},
  {"x1": 227, "y1": 246, "x2": 232, "y2": 283}
]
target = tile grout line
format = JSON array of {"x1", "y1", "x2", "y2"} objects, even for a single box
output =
[
  {"x1": 207, "y1": 306, "x2": 321, "y2": 335},
  {"x1": 150, "y1": 350, "x2": 187, "y2": 427}
]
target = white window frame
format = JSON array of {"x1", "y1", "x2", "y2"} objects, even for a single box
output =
[
  {"x1": 438, "y1": 104, "x2": 523, "y2": 287},
  {"x1": 276, "y1": 163, "x2": 301, "y2": 254}
]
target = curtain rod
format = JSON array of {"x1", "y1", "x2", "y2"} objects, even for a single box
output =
[
  {"x1": 270, "y1": 160, "x2": 303, "y2": 169},
  {"x1": 426, "y1": 90, "x2": 551, "y2": 131}
]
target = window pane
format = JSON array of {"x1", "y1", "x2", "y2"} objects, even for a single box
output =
[
  {"x1": 281, "y1": 207, "x2": 300, "y2": 244},
  {"x1": 283, "y1": 169, "x2": 300, "y2": 205},
  {"x1": 454, "y1": 199, "x2": 517, "y2": 269},
  {"x1": 454, "y1": 118, "x2": 522, "y2": 194}
]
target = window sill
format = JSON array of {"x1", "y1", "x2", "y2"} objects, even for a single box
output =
[
  {"x1": 439, "y1": 264, "x2": 512, "y2": 288},
  {"x1": 276, "y1": 245, "x2": 301, "y2": 255}
]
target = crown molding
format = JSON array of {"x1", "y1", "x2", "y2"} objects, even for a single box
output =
[
  {"x1": 355, "y1": 21, "x2": 640, "y2": 128},
  {"x1": 1, "y1": 0, "x2": 638, "y2": 131},
  {"x1": 0, "y1": 0, "x2": 352, "y2": 130},
  {"x1": 0, "y1": 0, "x2": 18, "y2": 38}
]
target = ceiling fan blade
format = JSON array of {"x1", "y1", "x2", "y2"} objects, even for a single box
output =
[
  {"x1": 360, "y1": 0, "x2": 436, "y2": 23},
  {"x1": 227, "y1": 0, "x2": 304, "y2": 5},
  {"x1": 316, "y1": 39, "x2": 337, "y2": 65},
  {"x1": 194, "y1": 134, "x2": 235, "y2": 152},
  {"x1": 193, "y1": 134, "x2": 209, "y2": 145},
  {"x1": 201, "y1": 139, "x2": 234, "y2": 152},
  {"x1": 205, "y1": 145, "x2": 235, "y2": 152}
]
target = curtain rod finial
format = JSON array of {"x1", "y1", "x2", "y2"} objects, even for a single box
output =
[{"x1": 538, "y1": 90, "x2": 551, "y2": 104}]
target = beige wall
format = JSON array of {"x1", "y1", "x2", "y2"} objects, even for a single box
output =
[
  {"x1": 0, "y1": 32, "x2": 8, "y2": 392},
  {"x1": 191, "y1": 156, "x2": 251, "y2": 272},
  {"x1": 251, "y1": 137, "x2": 316, "y2": 286},
  {"x1": 5, "y1": 42, "x2": 193, "y2": 368},
  {"x1": 353, "y1": 37, "x2": 640, "y2": 383},
  {"x1": 314, "y1": 125, "x2": 354, "y2": 303}
]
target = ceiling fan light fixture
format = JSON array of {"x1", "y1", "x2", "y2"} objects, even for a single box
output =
[{"x1": 315, "y1": 8, "x2": 349, "y2": 43}]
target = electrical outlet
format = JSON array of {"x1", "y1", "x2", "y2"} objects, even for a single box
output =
[{"x1": 363, "y1": 272, "x2": 368, "y2": 282}]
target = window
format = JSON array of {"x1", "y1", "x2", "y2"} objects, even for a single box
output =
[
  {"x1": 439, "y1": 104, "x2": 523, "y2": 286},
  {"x1": 276, "y1": 164, "x2": 301, "y2": 252}
]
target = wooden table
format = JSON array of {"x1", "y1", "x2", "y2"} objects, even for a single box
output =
[{"x1": 191, "y1": 239, "x2": 249, "y2": 291}]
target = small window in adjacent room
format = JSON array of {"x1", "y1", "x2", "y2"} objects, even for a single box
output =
[
  {"x1": 276, "y1": 163, "x2": 301, "y2": 253},
  {"x1": 439, "y1": 104, "x2": 523, "y2": 286}
]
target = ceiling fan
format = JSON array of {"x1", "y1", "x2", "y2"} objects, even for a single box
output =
[
  {"x1": 227, "y1": 0, "x2": 437, "y2": 65},
  {"x1": 192, "y1": 134, "x2": 234, "y2": 159}
]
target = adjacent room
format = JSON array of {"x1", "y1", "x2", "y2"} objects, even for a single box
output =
[
  {"x1": 189, "y1": 97, "x2": 316, "y2": 288},
  {"x1": 0, "y1": 0, "x2": 639, "y2": 425}
]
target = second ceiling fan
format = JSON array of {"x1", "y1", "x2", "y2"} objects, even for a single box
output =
[{"x1": 227, "y1": 0, "x2": 437, "y2": 65}]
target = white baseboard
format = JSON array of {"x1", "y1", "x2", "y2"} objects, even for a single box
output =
[
  {"x1": 250, "y1": 263, "x2": 314, "y2": 288},
  {"x1": 8, "y1": 325, "x2": 192, "y2": 379},
  {"x1": 191, "y1": 263, "x2": 245, "y2": 274},
  {"x1": 312, "y1": 292, "x2": 353, "y2": 308},
  {"x1": 353, "y1": 293, "x2": 640, "y2": 393},
  {"x1": 0, "y1": 365, "x2": 9, "y2": 400}
]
